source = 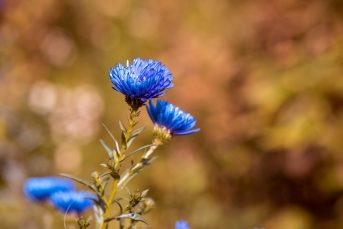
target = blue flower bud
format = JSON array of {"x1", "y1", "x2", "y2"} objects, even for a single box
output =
[
  {"x1": 175, "y1": 220, "x2": 191, "y2": 229},
  {"x1": 49, "y1": 191, "x2": 96, "y2": 214},
  {"x1": 109, "y1": 58, "x2": 174, "y2": 109},
  {"x1": 23, "y1": 177, "x2": 75, "y2": 202},
  {"x1": 146, "y1": 100, "x2": 200, "y2": 136}
]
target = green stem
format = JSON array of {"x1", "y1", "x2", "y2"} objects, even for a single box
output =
[
  {"x1": 101, "y1": 180, "x2": 118, "y2": 229},
  {"x1": 121, "y1": 109, "x2": 138, "y2": 153},
  {"x1": 118, "y1": 138, "x2": 162, "y2": 188},
  {"x1": 100, "y1": 108, "x2": 139, "y2": 229}
]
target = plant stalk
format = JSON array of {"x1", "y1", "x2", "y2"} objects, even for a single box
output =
[{"x1": 100, "y1": 108, "x2": 139, "y2": 229}]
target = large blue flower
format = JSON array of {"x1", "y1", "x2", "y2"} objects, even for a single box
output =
[
  {"x1": 50, "y1": 191, "x2": 96, "y2": 214},
  {"x1": 146, "y1": 100, "x2": 200, "y2": 136},
  {"x1": 175, "y1": 220, "x2": 191, "y2": 229},
  {"x1": 109, "y1": 58, "x2": 174, "y2": 109},
  {"x1": 23, "y1": 177, "x2": 75, "y2": 202}
]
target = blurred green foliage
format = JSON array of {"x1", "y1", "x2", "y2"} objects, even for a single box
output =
[{"x1": 0, "y1": 0, "x2": 343, "y2": 228}]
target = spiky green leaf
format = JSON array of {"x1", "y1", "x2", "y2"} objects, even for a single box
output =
[
  {"x1": 119, "y1": 120, "x2": 126, "y2": 132},
  {"x1": 60, "y1": 173, "x2": 99, "y2": 194},
  {"x1": 99, "y1": 139, "x2": 114, "y2": 158},
  {"x1": 121, "y1": 144, "x2": 152, "y2": 162}
]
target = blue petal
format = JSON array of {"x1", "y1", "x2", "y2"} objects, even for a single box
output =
[
  {"x1": 23, "y1": 177, "x2": 75, "y2": 202},
  {"x1": 50, "y1": 191, "x2": 95, "y2": 214},
  {"x1": 173, "y1": 128, "x2": 201, "y2": 136},
  {"x1": 109, "y1": 58, "x2": 174, "y2": 103},
  {"x1": 146, "y1": 100, "x2": 199, "y2": 136}
]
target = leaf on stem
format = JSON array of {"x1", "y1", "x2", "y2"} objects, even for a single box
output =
[
  {"x1": 99, "y1": 139, "x2": 115, "y2": 159},
  {"x1": 126, "y1": 139, "x2": 134, "y2": 149},
  {"x1": 131, "y1": 126, "x2": 145, "y2": 136},
  {"x1": 127, "y1": 133, "x2": 139, "y2": 143},
  {"x1": 112, "y1": 199, "x2": 124, "y2": 214},
  {"x1": 121, "y1": 132, "x2": 127, "y2": 148},
  {"x1": 101, "y1": 123, "x2": 117, "y2": 144},
  {"x1": 99, "y1": 171, "x2": 112, "y2": 178},
  {"x1": 125, "y1": 126, "x2": 144, "y2": 148},
  {"x1": 105, "y1": 213, "x2": 148, "y2": 224},
  {"x1": 92, "y1": 195, "x2": 107, "y2": 212},
  {"x1": 121, "y1": 144, "x2": 152, "y2": 162},
  {"x1": 101, "y1": 123, "x2": 121, "y2": 158},
  {"x1": 114, "y1": 140, "x2": 120, "y2": 157},
  {"x1": 140, "y1": 156, "x2": 158, "y2": 167},
  {"x1": 60, "y1": 173, "x2": 99, "y2": 194},
  {"x1": 101, "y1": 176, "x2": 110, "y2": 191},
  {"x1": 119, "y1": 121, "x2": 126, "y2": 132}
]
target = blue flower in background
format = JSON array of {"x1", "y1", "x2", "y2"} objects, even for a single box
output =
[
  {"x1": 146, "y1": 100, "x2": 200, "y2": 136},
  {"x1": 50, "y1": 191, "x2": 96, "y2": 214},
  {"x1": 109, "y1": 58, "x2": 174, "y2": 109},
  {"x1": 23, "y1": 177, "x2": 75, "y2": 202},
  {"x1": 175, "y1": 220, "x2": 191, "y2": 229}
]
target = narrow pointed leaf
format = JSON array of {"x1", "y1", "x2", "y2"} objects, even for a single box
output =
[
  {"x1": 119, "y1": 173, "x2": 137, "y2": 189},
  {"x1": 119, "y1": 154, "x2": 157, "y2": 189},
  {"x1": 102, "y1": 123, "x2": 120, "y2": 158},
  {"x1": 92, "y1": 195, "x2": 107, "y2": 211},
  {"x1": 132, "y1": 126, "x2": 145, "y2": 136},
  {"x1": 60, "y1": 173, "x2": 99, "y2": 194},
  {"x1": 99, "y1": 171, "x2": 112, "y2": 178},
  {"x1": 121, "y1": 145, "x2": 152, "y2": 162},
  {"x1": 141, "y1": 156, "x2": 158, "y2": 167},
  {"x1": 100, "y1": 139, "x2": 114, "y2": 158},
  {"x1": 119, "y1": 121, "x2": 126, "y2": 132},
  {"x1": 105, "y1": 213, "x2": 148, "y2": 224},
  {"x1": 101, "y1": 123, "x2": 118, "y2": 144},
  {"x1": 114, "y1": 140, "x2": 120, "y2": 157},
  {"x1": 127, "y1": 133, "x2": 140, "y2": 143},
  {"x1": 121, "y1": 132, "x2": 127, "y2": 148},
  {"x1": 101, "y1": 177, "x2": 110, "y2": 191},
  {"x1": 126, "y1": 137, "x2": 135, "y2": 149},
  {"x1": 112, "y1": 199, "x2": 123, "y2": 214}
]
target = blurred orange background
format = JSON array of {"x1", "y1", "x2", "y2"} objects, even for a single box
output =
[{"x1": 1, "y1": 0, "x2": 343, "y2": 228}]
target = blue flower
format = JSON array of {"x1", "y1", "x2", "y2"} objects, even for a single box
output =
[
  {"x1": 175, "y1": 220, "x2": 191, "y2": 229},
  {"x1": 146, "y1": 100, "x2": 200, "y2": 136},
  {"x1": 109, "y1": 58, "x2": 174, "y2": 109},
  {"x1": 23, "y1": 177, "x2": 75, "y2": 202},
  {"x1": 50, "y1": 191, "x2": 96, "y2": 214}
]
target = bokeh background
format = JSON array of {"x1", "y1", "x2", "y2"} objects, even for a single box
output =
[{"x1": 1, "y1": 0, "x2": 343, "y2": 228}]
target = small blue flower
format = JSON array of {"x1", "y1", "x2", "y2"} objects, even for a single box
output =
[
  {"x1": 175, "y1": 220, "x2": 191, "y2": 229},
  {"x1": 146, "y1": 100, "x2": 200, "y2": 136},
  {"x1": 50, "y1": 191, "x2": 96, "y2": 214},
  {"x1": 23, "y1": 177, "x2": 75, "y2": 202},
  {"x1": 109, "y1": 58, "x2": 174, "y2": 109}
]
